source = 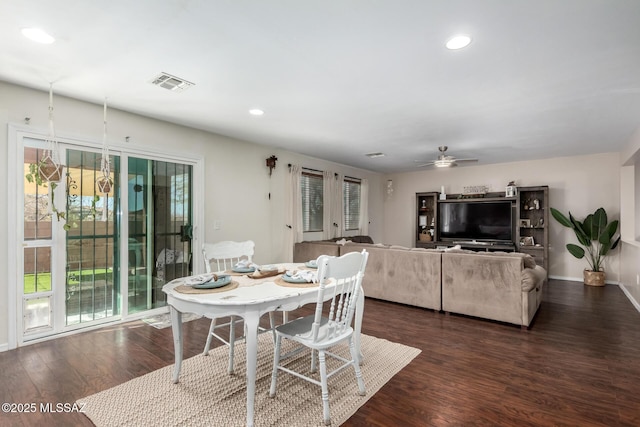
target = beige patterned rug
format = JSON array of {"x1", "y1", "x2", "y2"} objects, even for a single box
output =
[{"x1": 78, "y1": 333, "x2": 420, "y2": 426}]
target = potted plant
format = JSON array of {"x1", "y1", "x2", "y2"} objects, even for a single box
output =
[
  {"x1": 550, "y1": 207, "x2": 620, "y2": 286},
  {"x1": 37, "y1": 154, "x2": 64, "y2": 183},
  {"x1": 25, "y1": 162, "x2": 71, "y2": 231}
]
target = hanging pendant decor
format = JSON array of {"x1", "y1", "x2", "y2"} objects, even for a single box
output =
[
  {"x1": 96, "y1": 98, "x2": 113, "y2": 194},
  {"x1": 38, "y1": 83, "x2": 64, "y2": 183}
]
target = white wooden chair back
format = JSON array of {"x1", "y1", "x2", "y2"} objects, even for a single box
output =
[
  {"x1": 202, "y1": 240, "x2": 254, "y2": 273},
  {"x1": 312, "y1": 250, "x2": 368, "y2": 344}
]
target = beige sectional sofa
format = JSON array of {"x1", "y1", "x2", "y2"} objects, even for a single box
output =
[
  {"x1": 339, "y1": 243, "x2": 442, "y2": 311},
  {"x1": 293, "y1": 241, "x2": 341, "y2": 262},
  {"x1": 441, "y1": 250, "x2": 546, "y2": 328},
  {"x1": 293, "y1": 240, "x2": 546, "y2": 328}
]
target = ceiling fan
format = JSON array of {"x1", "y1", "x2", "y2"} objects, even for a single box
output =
[{"x1": 415, "y1": 146, "x2": 479, "y2": 168}]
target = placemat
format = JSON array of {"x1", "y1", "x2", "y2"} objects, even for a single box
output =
[
  {"x1": 274, "y1": 277, "x2": 318, "y2": 288},
  {"x1": 175, "y1": 281, "x2": 239, "y2": 294}
]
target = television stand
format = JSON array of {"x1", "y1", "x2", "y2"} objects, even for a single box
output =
[
  {"x1": 437, "y1": 241, "x2": 516, "y2": 253},
  {"x1": 454, "y1": 240, "x2": 492, "y2": 246}
]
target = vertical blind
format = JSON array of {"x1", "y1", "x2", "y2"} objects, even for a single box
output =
[
  {"x1": 301, "y1": 171, "x2": 323, "y2": 232},
  {"x1": 343, "y1": 178, "x2": 361, "y2": 231}
]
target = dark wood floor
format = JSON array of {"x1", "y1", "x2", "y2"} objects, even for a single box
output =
[{"x1": 1, "y1": 279, "x2": 639, "y2": 427}]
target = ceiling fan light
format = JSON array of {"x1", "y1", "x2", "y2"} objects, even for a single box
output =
[{"x1": 434, "y1": 159, "x2": 451, "y2": 168}]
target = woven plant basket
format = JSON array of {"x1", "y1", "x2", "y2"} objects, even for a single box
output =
[
  {"x1": 38, "y1": 161, "x2": 63, "y2": 183},
  {"x1": 584, "y1": 270, "x2": 605, "y2": 287},
  {"x1": 418, "y1": 231, "x2": 432, "y2": 242},
  {"x1": 96, "y1": 176, "x2": 113, "y2": 194}
]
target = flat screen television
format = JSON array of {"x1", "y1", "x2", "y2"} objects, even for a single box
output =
[{"x1": 438, "y1": 200, "x2": 513, "y2": 243}]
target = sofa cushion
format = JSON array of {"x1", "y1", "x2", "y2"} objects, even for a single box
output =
[
  {"x1": 447, "y1": 249, "x2": 536, "y2": 269},
  {"x1": 485, "y1": 251, "x2": 536, "y2": 269},
  {"x1": 328, "y1": 235, "x2": 373, "y2": 244},
  {"x1": 521, "y1": 254, "x2": 536, "y2": 269},
  {"x1": 521, "y1": 265, "x2": 547, "y2": 291},
  {"x1": 443, "y1": 247, "x2": 476, "y2": 254},
  {"x1": 339, "y1": 243, "x2": 442, "y2": 311},
  {"x1": 389, "y1": 245, "x2": 411, "y2": 250},
  {"x1": 442, "y1": 252, "x2": 525, "y2": 326},
  {"x1": 293, "y1": 241, "x2": 340, "y2": 263}
]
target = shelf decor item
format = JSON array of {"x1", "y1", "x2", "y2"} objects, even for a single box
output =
[
  {"x1": 419, "y1": 230, "x2": 432, "y2": 242},
  {"x1": 505, "y1": 181, "x2": 517, "y2": 197},
  {"x1": 551, "y1": 207, "x2": 620, "y2": 286},
  {"x1": 520, "y1": 236, "x2": 534, "y2": 246},
  {"x1": 463, "y1": 184, "x2": 489, "y2": 195}
]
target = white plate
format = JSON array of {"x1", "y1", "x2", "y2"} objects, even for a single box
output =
[{"x1": 193, "y1": 275, "x2": 232, "y2": 289}]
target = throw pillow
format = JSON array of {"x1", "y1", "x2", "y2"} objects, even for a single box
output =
[{"x1": 521, "y1": 254, "x2": 536, "y2": 269}]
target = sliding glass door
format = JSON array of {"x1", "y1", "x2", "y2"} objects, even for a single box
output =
[
  {"x1": 127, "y1": 157, "x2": 192, "y2": 314},
  {"x1": 20, "y1": 138, "x2": 193, "y2": 343},
  {"x1": 64, "y1": 149, "x2": 120, "y2": 325}
]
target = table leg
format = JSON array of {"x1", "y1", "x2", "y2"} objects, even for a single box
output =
[
  {"x1": 244, "y1": 313, "x2": 260, "y2": 427},
  {"x1": 170, "y1": 306, "x2": 183, "y2": 383},
  {"x1": 354, "y1": 289, "x2": 365, "y2": 364}
]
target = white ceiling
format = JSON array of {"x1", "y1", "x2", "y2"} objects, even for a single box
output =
[{"x1": 2, "y1": 0, "x2": 640, "y2": 173}]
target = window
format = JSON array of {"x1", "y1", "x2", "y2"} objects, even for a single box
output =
[
  {"x1": 344, "y1": 178, "x2": 361, "y2": 231},
  {"x1": 301, "y1": 171, "x2": 323, "y2": 232}
]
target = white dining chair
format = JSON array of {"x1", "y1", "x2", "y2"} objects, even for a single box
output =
[
  {"x1": 201, "y1": 240, "x2": 275, "y2": 374},
  {"x1": 269, "y1": 249, "x2": 368, "y2": 426}
]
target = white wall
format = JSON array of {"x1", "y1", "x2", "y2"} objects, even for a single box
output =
[
  {"x1": 382, "y1": 153, "x2": 622, "y2": 282},
  {"x1": 0, "y1": 81, "x2": 383, "y2": 349},
  {"x1": 619, "y1": 125, "x2": 640, "y2": 310}
]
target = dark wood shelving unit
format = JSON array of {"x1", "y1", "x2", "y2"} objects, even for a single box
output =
[
  {"x1": 516, "y1": 185, "x2": 549, "y2": 275},
  {"x1": 414, "y1": 186, "x2": 549, "y2": 275},
  {"x1": 415, "y1": 192, "x2": 438, "y2": 248}
]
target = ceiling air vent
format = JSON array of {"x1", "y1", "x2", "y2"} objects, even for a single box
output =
[
  {"x1": 365, "y1": 152, "x2": 385, "y2": 158},
  {"x1": 150, "y1": 72, "x2": 195, "y2": 92}
]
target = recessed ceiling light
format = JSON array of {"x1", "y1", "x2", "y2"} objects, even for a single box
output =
[
  {"x1": 249, "y1": 109, "x2": 264, "y2": 116},
  {"x1": 21, "y1": 28, "x2": 55, "y2": 44},
  {"x1": 446, "y1": 35, "x2": 471, "y2": 50}
]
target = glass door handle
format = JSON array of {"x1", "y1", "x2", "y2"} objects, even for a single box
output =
[{"x1": 180, "y1": 225, "x2": 193, "y2": 242}]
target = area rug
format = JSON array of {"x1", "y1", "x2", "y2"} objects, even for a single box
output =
[
  {"x1": 78, "y1": 333, "x2": 420, "y2": 426},
  {"x1": 141, "y1": 312, "x2": 202, "y2": 329}
]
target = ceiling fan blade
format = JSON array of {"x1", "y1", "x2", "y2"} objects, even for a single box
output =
[
  {"x1": 415, "y1": 161, "x2": 435, "y2": 167},
  {"x1": 414, "y1": 147, "x2": 478, "y2": 168}
]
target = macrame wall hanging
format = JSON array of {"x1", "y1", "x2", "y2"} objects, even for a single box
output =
[
  {"x1": 38, "y1": 83, "x2": 64, "y2": 182},
  {"x1": 96, "y1": 98, "x2": 113, "y2": 195}
]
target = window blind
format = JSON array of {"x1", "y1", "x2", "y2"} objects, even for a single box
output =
[
  {"x1": 343, "y1": 178, "x2": 361, "y2": 231},
  {"x1": 301, "y1": 171, "x2": 323, "y2": 232}
]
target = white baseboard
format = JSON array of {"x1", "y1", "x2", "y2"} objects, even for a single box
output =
[
  {"x1": 548, "y1": 275, "x2": 619, "y2": 285},
  {"x1": 619, "y1": 284, "x2": 640, "y2": 313},
  {"x1": 0, "y1": 343, "x2": 8, "y2": 353},
  {"x1": 548, "y1": 274, "x2": 582, "y2": 282}
]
